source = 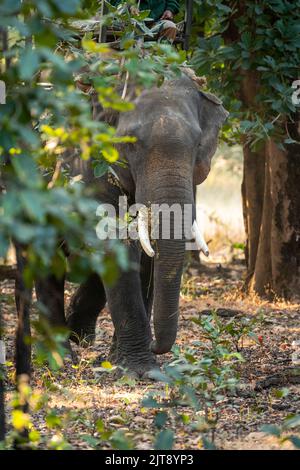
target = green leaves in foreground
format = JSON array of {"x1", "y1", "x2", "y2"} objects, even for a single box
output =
[
  {"x1": 261, "y1": 414, "x2": 300, "y2": 449},
  {"x1": 142, "y1": 313, "x2": 248, "y2": 450},
  {"x1": 154, "y1": 430, "x2": 174, "y2": 450}
]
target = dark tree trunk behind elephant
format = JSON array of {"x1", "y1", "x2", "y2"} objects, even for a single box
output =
[
  {"x1": 246, "y1": 133, "x2": 300, "y2": 298},
  {"x1": 15, "y1": 244, "x2": 32, "y2": 379},
  {"x1": 223, "y1": 0, "x2": 300, "y2": 299},
  {"x1": 14, "y1": 243, "x2": 32, "y2": 446},
  {"x1": 241, "y1": 140, "x2": 265, "y2": 282}
]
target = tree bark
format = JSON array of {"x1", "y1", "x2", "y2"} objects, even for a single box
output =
[
  {"x1": 222, "y1": 0, "x2": 300, "y2": 299},
  {"x1": 269, "y1": 133, "x2": 300, "y2": 297},
  {"x1": 13, "y1": 244, "x2": 32, "y2": 447},
  {"x1": 242, "y1": 141, "x2": 265, "y2": 281},
  {"x1": 245, "y1": 132, "x2": 300, "y2": 298},
  {"x1": 249, "y1": 143, "x2": 273, "y2": 295}
]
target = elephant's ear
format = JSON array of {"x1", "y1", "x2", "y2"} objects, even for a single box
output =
[{"x1": 194, "y1": 91, "x2": 229, "y2": 185}]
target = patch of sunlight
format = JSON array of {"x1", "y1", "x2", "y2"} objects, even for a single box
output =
[
  {"x1": 197, "y1": 144, "x2": 245, "y2": 263},
  {"x1": 47, "y1": 385, "x2": 147, "y2": 410}
]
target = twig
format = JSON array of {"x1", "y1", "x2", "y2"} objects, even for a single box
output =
[
  {"x1": 121, "y1": 70, "x2": 129, "y2": 100},
  {"x1": 47, "y1": 159, "x2": 62, "y2": 189}
]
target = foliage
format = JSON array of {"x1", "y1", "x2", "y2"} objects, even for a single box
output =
[
  {"x1": 0, "y1": 0, "x2": 185, "y2": 280},
  {"x1": 191, "y1": 0, "x2": 300, "y2": 148},
  {"x1": 0, "y1": 374, "x2": 134, "y2": 449},
  {"x1": 261, "y1": 414, "x2": 300, "y2": 449},
  {"x1": 142, "y1": 313, "x2": 253, "y2": 449},
  {"x1": 0, "y1": 0, "x2": 187, "y2": 448},
  {"x1": 0, "y1": 0, "x2": 132, "y2": 282}
]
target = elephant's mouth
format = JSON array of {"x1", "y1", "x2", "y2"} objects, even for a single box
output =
[{"x1": 137, "y1": 206, "x2": 209, "y2": 259}]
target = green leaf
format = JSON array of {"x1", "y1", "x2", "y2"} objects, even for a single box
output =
[
  {"x1": 80, "y1": 434, "x2": 100, "y2": 448},
  {"x1": 11, "y1": 155, "x2": 40, "y2": 187},
  {"x1": 19, "y1": 48, "x2": 40, "y2": 81},
  {"x1": 29, "y1": 429, "x2": 41, "y2": 443},
  {"x1": 142, "y1": 395, "x2": 161, "y2": 409},
  {"x1": 101, "y1": 146, "x2": 119, "y2": 163},
  {"x1": 96, "y1": 419, "x2": 105, "y2": 433},
  {"x1": 0, "y1": 233, "x2": 9, "y2": 258},
  {"x1": 146, "y1": 369, "x2": 172, "y2": 383},
  {"x1": 284, "y1": 415, "x2": 300, "y2": 429},
  {"x1": 0, "y1": 0, "x2": 20, "y2": 13},
  {"x1": 154, "y1": 429, "x2": 174, "y2": 450},
  {"x1": 20, "y1": 190, "x2": 46, "y2": 223},
  {"x1": 12, "y1": 409, "x2": 30, "y2": 431},
  {"x1": 94, "y1": 161, "x2": 109, "y2": 178},
  {"x1": 202, "y1": 437, "x2": 217, "y2": 450},
  {"x1": 288, "y1": 436, "x2": 300, "y2": 449},
  {"x1": 260, "y1": 424, "x2": 281, "y2": 437},
  {"x1": 52, "y1": 0, "x2": 81, "y2": 14},
  {"x1": 154, "y1": 412, "x2": 168, "y2": 429},
  {"x1": 101, "y1": 361, "x2": 113, "y2": 370},
  {"x1": 110, "y1": 430, "x2": 133, "y2": 450}
]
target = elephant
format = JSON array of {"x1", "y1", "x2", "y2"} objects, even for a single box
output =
[{"x1": 35, "y1": 72, "x2": 228, "y2": 378}]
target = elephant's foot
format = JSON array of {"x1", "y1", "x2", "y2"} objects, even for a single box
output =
[
  {"x1": 66, "y1": 308, "x2": 97, "y2": 348},
  {"x1": 94, "y1": 338, "x2": 160, "y2": 379},
  {"x1": 114, "y1": 351, "x2": 160, "y2": 380},
  {"x1": 93, "y1": 351, "x2": 160, "y2": 379}
]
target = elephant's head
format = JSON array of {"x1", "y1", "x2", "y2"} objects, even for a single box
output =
[{"x1": 105, "y1": 74, "x2": 228, "y2": 355}]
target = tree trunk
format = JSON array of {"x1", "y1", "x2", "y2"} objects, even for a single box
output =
[
  {"x1": 248, "y1": 143, "x2": 273, "y2": 295},
  {"x1": 14, "y1": 244, "x2": 32, "y2": 447},
  {"x1": 242, "y1": 141, "x2": 265, "y2": 281},
  {"x1": 269, "y1": 134, "x2": 300, "y2": 296},
  {"x1": 222, "y1": 1, "x2": 300, "y2": 299},
  {"x1": 244, "y1": 129, "x2": 300, "y2": 298}
]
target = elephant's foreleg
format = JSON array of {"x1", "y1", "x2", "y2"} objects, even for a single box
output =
[
  {"x1": 66, "y1": 273, "x2": 106, "y2": 347},
  {"x1": 104, "y1": 243, "x2": 157, "y2": 377},
  {"x1": 107, "y1": 253, "x2": 153, "y2": 367}
]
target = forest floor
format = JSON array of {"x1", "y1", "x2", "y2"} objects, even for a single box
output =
[{"x1": 1, "y1": 259, "x2": 300, "y2": 450}]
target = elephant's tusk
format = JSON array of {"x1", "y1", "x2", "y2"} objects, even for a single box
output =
[
  {"x1": 138, "y1": 207, "x2": 155, "y2": 258},
  {"x1": 192, "y1": 220, "x2": 209, "y2": 257}
]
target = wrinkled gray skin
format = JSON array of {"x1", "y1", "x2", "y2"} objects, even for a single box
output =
[{"x1": 38, "y1": 75, "x2": 228, "y2": 377}]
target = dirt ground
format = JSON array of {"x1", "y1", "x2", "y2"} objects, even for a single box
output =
[{"x1": 1, "y1": 259, "x2": 300, "y2": 450}]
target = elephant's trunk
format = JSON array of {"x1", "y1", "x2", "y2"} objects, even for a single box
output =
[
  {"x1": 134, "y1": 134, "x2": 209, "y2": 354},
  {"x1": 136, "y1": 168, "x2": 194, "y2": 354},
  {"x1": 148, "y1": 218, "x2": 209, "y2": 354},
  {"x1": 150, "y1": 237, "x2": 186, "y2": 354}
]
